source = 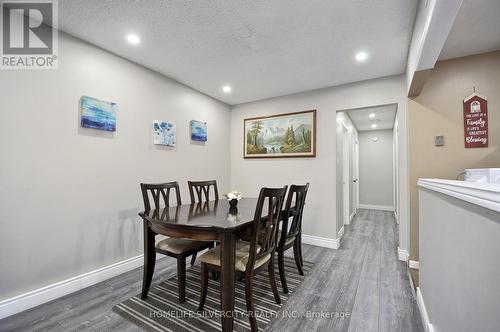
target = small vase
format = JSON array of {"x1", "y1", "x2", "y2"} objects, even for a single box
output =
[
  {"x1": 229, "y1": 199, "x2": 238, "y2": 208},
  {"x1": 229, "y1": 206, "x2": 238, "y2": 215}
]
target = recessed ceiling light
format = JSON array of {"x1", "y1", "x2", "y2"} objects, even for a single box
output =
[
  {"x1": 127, "y1": 34, "x2": 140, "y2": 45},
  {"x1": 371, "y1": 124, "x2": 378, "y2": 129},
  {"x1": 369, "y1": 113, "x2": 376, "y2": 118},
  {"x1": 222, "y1": 85, "x2": 232, "y2": 93},
  {"x1": 355, "y1": 51, "x2": 368, "y2": 62}
]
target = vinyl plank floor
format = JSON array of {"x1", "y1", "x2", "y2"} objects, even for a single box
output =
[{"x1": 0, "y1": 210, "x2": 423, "y2": 332}]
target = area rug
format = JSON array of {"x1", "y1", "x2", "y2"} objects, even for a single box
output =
[{"x1": 114, "y1": 257, "x2": 314, "y2": 332}]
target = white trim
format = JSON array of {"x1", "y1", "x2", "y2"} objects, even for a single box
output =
[
  {"x1": 398, "y1": 246, "x2": 409, "y2": 262},
  {"x1": 0, "y1": 254, "x2": 163, "y2": 319},
  {"x1": 302, "y1": 234, "x2": 340, "y2": 249},
  {"x1": 349, "y1": 211, "x2": 356, "y2": 223},
  {"x1": 464, "y1": 92, "x2": 487, "y2": 102},
  {"x1": 417, "y1": 178, "x2": 500, "y2": 213},
  {"x1": 337, "y1": 225, "x2": 345, "y2": 242},
  {"x1": 416, "y1": 287, "x2": 434, "y2": 332},
  {"x1": 359, "y1": 204, "x2": 395, "y2": 211},
  {"x1": 409, "y1": 260, "x2": 420, "y2": 270}
]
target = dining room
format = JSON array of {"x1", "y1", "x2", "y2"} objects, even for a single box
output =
[{"x1": 2, "y1": 0, "x2": 500, "y2": 331}]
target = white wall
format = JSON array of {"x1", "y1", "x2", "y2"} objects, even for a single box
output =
[
  {"x1": 230, "y1": 75, "x2": 409, "y2": 246},
  {"x1": 358, "y1": 130, "x2": 394, "y2": 208},
  {"x1": 0, "y1": 32, "x2": 231, "y2": 301},
  {"x1": 418, "y1": 184, "x2": 500, "y2": 332}
]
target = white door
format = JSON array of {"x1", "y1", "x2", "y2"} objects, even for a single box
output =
[
  {"x1": 353, "y1": 138, "x2": 359, "y2": 213},
  {"x1": 343, "y1": 125, "x2": 350, "y2": 225}
]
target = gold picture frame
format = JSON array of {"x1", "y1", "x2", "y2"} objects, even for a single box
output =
[{"x1": 244, "y1": 110, "x2": 316, "y2": 158}]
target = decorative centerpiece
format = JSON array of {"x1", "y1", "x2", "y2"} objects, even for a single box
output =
[{"x1": 223, "y1": 191, "x2": 242, "y2": 208}]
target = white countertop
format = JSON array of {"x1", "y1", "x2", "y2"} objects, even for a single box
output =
[{"x1": 417, "y1": 178, "x2": 500, "y2": 213}]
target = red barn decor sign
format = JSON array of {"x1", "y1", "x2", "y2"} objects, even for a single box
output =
[{"x1": 463, "y1": 93, "x2": 488, "y2": 148}]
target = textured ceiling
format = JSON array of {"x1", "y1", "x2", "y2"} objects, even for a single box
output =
[
  {"x1": 58, "y1": 0, "x2": 418, "y2": 105},
  {"x1": 439, "y1": 0, "x2": 500, "y2": 60},
  {"x1": 346, "y1": 105, "x2": 397, "y2": 131}
]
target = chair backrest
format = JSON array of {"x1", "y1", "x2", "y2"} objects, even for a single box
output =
[
  {"x1": 246, "y1": 186, "x2": 288, "y2": 272},
  {"x1": 279, "y1": 183, "x2": 309, "y2": 248},
  {"x1": 140, "y1": 182, "x2": 182, "y2": 212},
  {"x1": 188, "y1": 180, "x2": 219, "y2": 203}
]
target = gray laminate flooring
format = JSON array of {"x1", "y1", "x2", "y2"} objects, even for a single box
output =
[{"x1": 0, "y1": 209, "x2": 423, "y2": 332}]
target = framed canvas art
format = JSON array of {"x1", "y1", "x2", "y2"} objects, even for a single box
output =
[
  {"x1": 244, "y1": 110, "x2": 316, "y2": 158},
  {"x1": 153, "y1": 121, "x2": 176, "y2": 147},
  {"x1": 80, "y1": 96, "x2": 117, "y2": 132},
  {"x1": 190, "y1": 120, "x2": 207, "y2": 142}
]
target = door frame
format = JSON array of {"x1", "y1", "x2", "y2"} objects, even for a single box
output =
[{"x1": 354, "y1": 137, "x2": 359, "y2": 213}]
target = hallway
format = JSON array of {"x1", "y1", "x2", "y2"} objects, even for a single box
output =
[
  {"x1": 0, "y1": 209, "x2": 422, "y2": 331},
  {"x1": 266, "y1": 209, "x2": 423, "y2": 331}
]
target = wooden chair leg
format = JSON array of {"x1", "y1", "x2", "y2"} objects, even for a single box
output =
[
  {"x1": 293, "y1": 242, "x2": 304, "y2": 276},
  {"x1": 177, "y1": 257, "x2": 186, "y2": 303},
  {"x1": 198, "y1": 263, "x2": 209, "y2": 311},
  {"x1": 190, "y1": 253, "x2": 197, "y2": 266},
  {"x1": 268, "y1": 255, "x2": 281, "y2": 304},
  {"x1": 278, "y1": 250, "x2": 288, "y2": 294},
  {"x1": 297, "y1": 235, "x2": 304, "y2": 267},
  {"x1": 244, "y1": 275, "x2": 258, "y2": 332}
]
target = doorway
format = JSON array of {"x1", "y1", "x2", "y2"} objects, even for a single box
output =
[{"x1": 337, "y1": 104, "x2": 398, "y2": 227}]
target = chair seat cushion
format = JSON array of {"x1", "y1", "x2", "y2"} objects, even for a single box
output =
[
  {"x1": 155, "y1": 237, "x2": 209, "y2": 255},
  {"x1": 277, "y1": 232, "x2": 296, "y2": 247},
  {"x1": 198, "y1": 241, "x2": 270, "y2": 272}
]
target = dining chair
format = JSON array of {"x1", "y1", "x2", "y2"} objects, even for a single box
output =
[
  {"x1": 277, "y1": 183, "x2": 309, "y2": 294},
  {"x1": 187, "y1": 180, "x2": 219, "y2": 265},
  {"x1": 188, "y1": 180, "x2": 219, "y2": 203},
  {"x1": 140, "y1": 182, "x2": 213, "y2": 303},
  {"x1": 197, "y1": 186, "x2": 287, "y2": 332}
]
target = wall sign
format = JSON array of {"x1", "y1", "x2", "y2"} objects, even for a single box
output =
[{"x1": 463, "y1": 93, "x2": 488, "y2": 148}]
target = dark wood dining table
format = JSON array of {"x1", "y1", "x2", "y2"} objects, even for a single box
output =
[{"x1": 138, "y1": 198, "x2": 262, "y2": 332}]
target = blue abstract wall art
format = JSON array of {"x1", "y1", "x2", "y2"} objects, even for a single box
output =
[
  {"x1": 153, "y1": 121, "x2": 176, "y2": 147},
  {"x1": 80, "y1": 96, "x2": 117, "y2": 132},
  {"x1": 190, "y1": 120, "x2": 207, "y2": 142}
]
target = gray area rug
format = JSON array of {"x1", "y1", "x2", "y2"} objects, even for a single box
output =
[{"x1": 114, "y1": 257, "x2": 314, "y2": 331}]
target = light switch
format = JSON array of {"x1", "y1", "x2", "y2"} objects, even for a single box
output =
[{"x1": 435, "y1": 136, "x2": 444, "y2": 146}]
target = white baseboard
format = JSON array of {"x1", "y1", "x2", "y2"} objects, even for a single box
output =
[
  {"x1": 337, "y1": 225, "x2": 345, "y2": 242},
  {"x1": 398, "y1": 246, "x2": 409, "y2": 262},
  {"x1": 349, "y1": 212, "x2": 355, "y2": 223},
  {"x1": 409, "y1": 260, "x2": 420, "y2": 270},
  {"x1": 359, "y1": 204, "x2": 394, "y2": 211},
  {"x1": 302, "y1": 234, "x2": 340, "y2": 249},
  {"x1": 416, "y1": 287, "x2": 434, "y2": 332},
  {"x1": 0, "y1": 254, "x2": 161, "y2": 319}
]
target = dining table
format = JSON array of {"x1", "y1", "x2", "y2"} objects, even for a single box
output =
[{"x1": 139, "y1": 198, "x2": 264, "y2": 332}]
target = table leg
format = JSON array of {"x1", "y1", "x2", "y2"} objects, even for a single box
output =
[
  {"x1": 141, "y1": 221, "x2": 156, "y2": 300},
  {"x1": 219, "y1": 232, "x2": 236, "y2": 332}
]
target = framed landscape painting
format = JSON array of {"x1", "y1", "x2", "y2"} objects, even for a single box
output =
[
  {"x1": 244, "y1": 110, "x2": 316, "y2": 158},
  {"x1": 80, "y1": 96, "x2": 117, "y2": 132},
  {"x1": 153, "y1": 121, "x2": 176, "y2": 147}
]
